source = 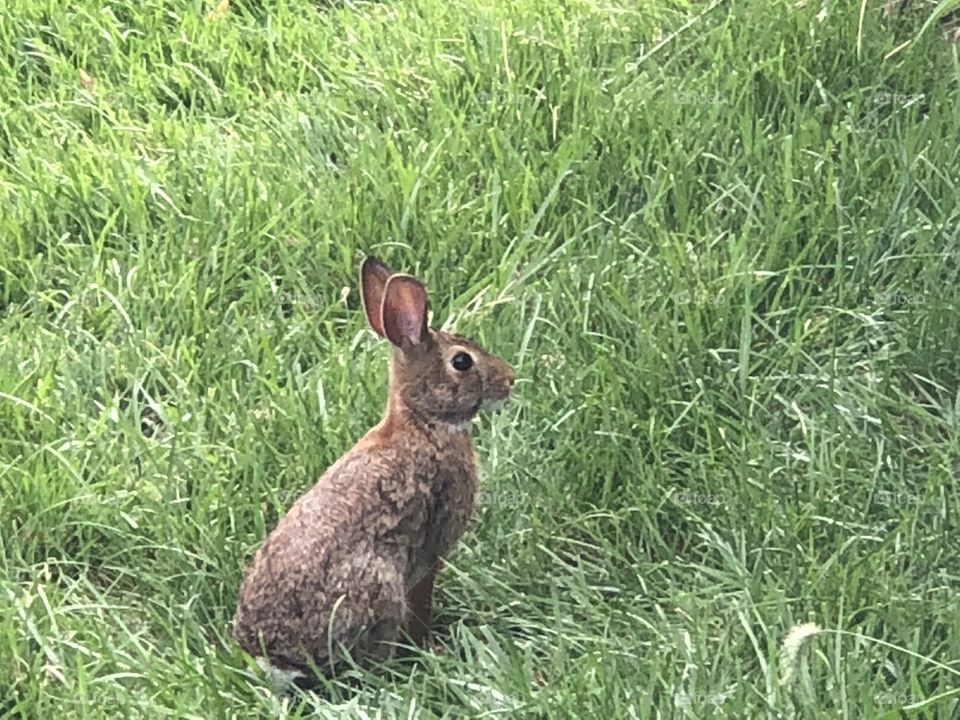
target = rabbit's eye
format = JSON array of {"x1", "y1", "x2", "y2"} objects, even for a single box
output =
[{"x1": 451, "y1": 352, "x2": 474, "y2": 372}]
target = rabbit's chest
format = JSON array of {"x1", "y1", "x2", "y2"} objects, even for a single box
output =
[{"x1": 421, "y1": 459, "x2": 477, "y2": 558}]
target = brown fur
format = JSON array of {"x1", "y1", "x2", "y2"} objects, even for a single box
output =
[{"x1": 232, "y1": 256, "x2": 515, "y2": 676}]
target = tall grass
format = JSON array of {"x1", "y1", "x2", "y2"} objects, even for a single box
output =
[{"x1": 1, "y1": 0, "x2": 958, "y2": 716}]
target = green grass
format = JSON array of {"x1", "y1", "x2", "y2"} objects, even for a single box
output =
[{"x1": 2, "y1": 0, "x2": 959, "y2": 716}]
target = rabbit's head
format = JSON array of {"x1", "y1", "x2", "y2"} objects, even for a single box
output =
[{"x1": 361, "y1": 256, "x2": 516, "y2": 427}]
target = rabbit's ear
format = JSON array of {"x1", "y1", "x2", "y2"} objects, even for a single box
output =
[
  {"x1": 360, "y1": 256, "x2": 394, "y2": 337},
  {"x1": 382, "y1": 274, "x2": 429, "y2": 348}
]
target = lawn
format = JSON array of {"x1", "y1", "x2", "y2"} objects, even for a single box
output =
[{"x1": 1, "y1": 0, "x2": 959, "y2": 717}]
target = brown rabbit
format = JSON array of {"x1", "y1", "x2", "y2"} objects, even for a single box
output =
[{"x1": 232, "y1": 256, "x2": 515, "y2": 683}]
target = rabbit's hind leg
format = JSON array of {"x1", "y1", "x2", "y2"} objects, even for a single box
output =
[
  {"x1": 336, "y1": 556, "x2": 408, "y2": 665},
  {"x1": 404, "y1": 568, "x2": 436, "y2": 648}
]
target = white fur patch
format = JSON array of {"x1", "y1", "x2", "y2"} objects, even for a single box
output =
[
  {"x1": 439, "y1": 420, "x2": 471, "y2": 434},
  {"x1": 256, "y1": 656, "x2": 306, "y2": 687}
]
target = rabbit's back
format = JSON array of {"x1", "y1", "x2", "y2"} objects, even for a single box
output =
[{"x1": 233, "y1": 427, "x2": 476, "y2": 669}]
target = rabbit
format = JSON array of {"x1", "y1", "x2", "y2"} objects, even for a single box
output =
[{"x1": 232, "y1": 255, "x2": 516, "y2": 683}]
